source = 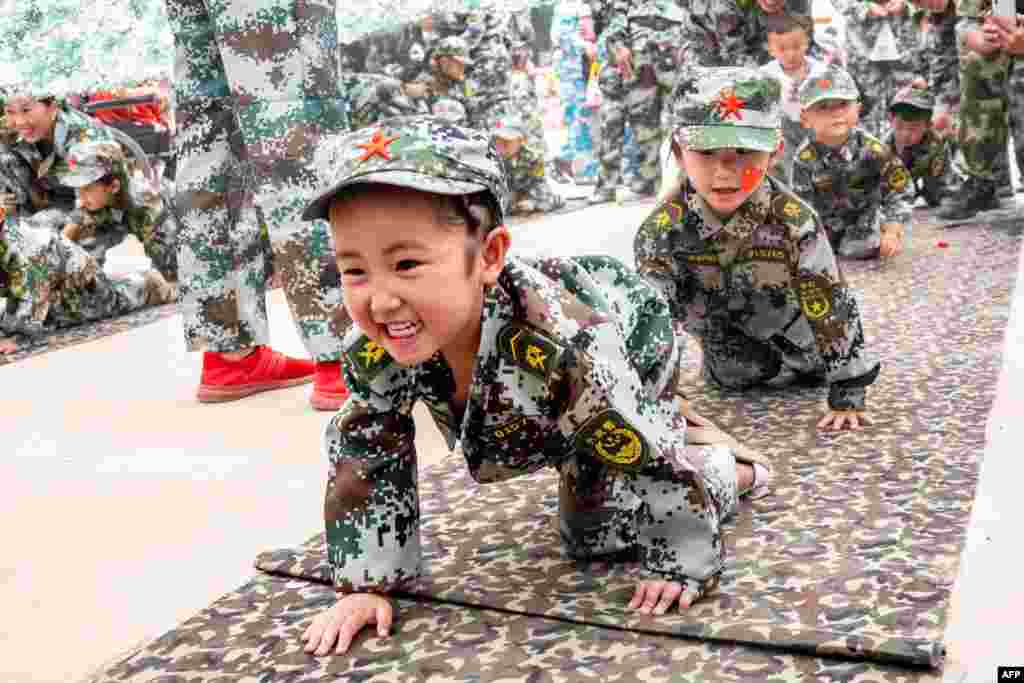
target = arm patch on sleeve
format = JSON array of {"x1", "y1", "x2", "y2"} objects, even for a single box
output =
[
  {"x1": 345, "y1": 335, "x2": 394, "y2": 383},
  {"x1": 573, "y1": 409, "x2": 650, "y2": 472},
  {"x1": 771, "y1": 194, "x2": 811, "y2": 225},
  {"x1": 497, "y1": 322, "x2": 563, "y2": 381},
  {"x1": 797, "y1": 274, "x2": 833, "y2": 321}
]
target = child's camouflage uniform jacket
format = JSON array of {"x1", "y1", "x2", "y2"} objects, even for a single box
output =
[
  {"x1": 883, "y1": 128, "x2": 951, "y2": 207},
  {"x1": 791, "y1": 128, "x2": 914, "y2": 258},
  {"x1": 324, "y1": 255, "x2": 740, "y2": 600},
  {"x1": 634, "y1": 175, "x2": 880, "y2": 412}
]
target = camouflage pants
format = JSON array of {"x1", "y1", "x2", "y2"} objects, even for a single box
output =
[
  {"x1": 844, "y1": 57, "x2": 915, "y2": 139},
  {"x1": 559, "y1": 439, "x2": 738, "y2": 572},
  {"x1": 164, "y1": 0, "x2": 348, "y2": 360},
  {"x1": 594, "y1": 53, "x2": 642, "y2": 195},
  {"x1": 0, "y1": 230, "x2": 153, "y2": 338},
  {"x1": 774, "y1": 117, "x2": 812, "y2": 186},
  {"x1": 700, "y1": 322, "x2": 825, "y2": 391},
  {"x1": 954, "y1": 38, "x2": 1010, "y2": 182},
  {"x1": 825, "y1": 213, "x2": 884, "y2": 260},
  {"x1": 623, "y1": 24, "x2": 684, "y2": 192},
  {"x1": 0, "y1": 141, "x2": 35, "y2": 212}
]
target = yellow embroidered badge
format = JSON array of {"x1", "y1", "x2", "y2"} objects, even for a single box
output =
[
  {"x1": 573, "y1": 409, "x2": 650, "y2": 472},
  {"x1": 497, "y1": 323, "x2": 562, "y2": 381},
  {"x1": 345, "y1": 335, "x2": 393, "y2": 381}
]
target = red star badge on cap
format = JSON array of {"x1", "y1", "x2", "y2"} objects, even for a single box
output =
[
  {"x1": 717, "y1": 92, "x2": 745, "y2": 120},
  {"x1": 356, "y1": 129, "x2": 400, "y2": 162}
]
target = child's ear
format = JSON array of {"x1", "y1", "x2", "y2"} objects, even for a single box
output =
[
  {"x1": 480, "y1": 224, "x2": 511, "y2": 286},
  {"x1": 799, "y1": 109, "x2": 812, "y2": 129},
  {"x1": 769, "y1": 138, "x2": 785, "y2": 164},
  {"x1": 111, "y1": 177, "x2": 122, "y2": 195}
]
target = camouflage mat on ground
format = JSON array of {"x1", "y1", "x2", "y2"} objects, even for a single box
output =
[
  {"x1": 90, "y1": 571, "x2": 943, "y2": 682},
  {"x1": 0, "y1": 301, "x2": 180, "y2": 367},
  {"x1": 89, "y1": 214, "x2": 1020, "y2": 681}
]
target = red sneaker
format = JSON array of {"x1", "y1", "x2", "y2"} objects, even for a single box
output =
[
  {"x1": 309, "y1": 360, "x2": 350, "y2": 411},
  {"x1": 196, "y1": 346, "x2": 315, "y2": 403}
]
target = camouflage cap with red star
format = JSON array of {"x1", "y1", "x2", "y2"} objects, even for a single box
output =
[
  {"x1": 798, "y1": 65, "x2": 860, "y2": 109},
  {"x1": 302, "y1": 115, "x2": 509, "y2": 223},
  {"x1": 669, "y1": 67, "x2": 783, "y2": 153}
]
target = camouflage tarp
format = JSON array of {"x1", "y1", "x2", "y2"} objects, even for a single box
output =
[{"x1": 88, "y1": 213, "x2": 1021, "y2": 681}]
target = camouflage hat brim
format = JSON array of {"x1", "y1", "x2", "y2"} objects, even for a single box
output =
[
  {"x1": 678, "y1": 125, "x2": 781, "y2": 153},
  {"x1": 60, "y1": 167, "x2": 108, "y2": 188},
  {"x1": 302, "y1": 170, "x2": 489, "y2": 221},
  {"x1": 802, "y1": 92, "x2": 859, "y2": 109}
]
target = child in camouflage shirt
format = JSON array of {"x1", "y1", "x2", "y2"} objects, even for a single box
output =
[
  {"x1": 492, "y1": 114, "x2": 566, "y2": 215},
  {"x1": 792, "y1": 65, "x2": 915, "y2": 260},
  {"x1": 884, "y1": 85, "x2": 951, "y2": 208},
  {"x1": 298, "y1": 116, "x2": 770, "y2": 656},
  {"x1": 635, "y1": 67, "x2": 880, "y2": 432},
  {"x1": 59, "y1": 141, "x2": 179, "y2": 282}
]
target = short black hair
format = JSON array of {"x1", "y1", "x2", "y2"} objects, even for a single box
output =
[{"x1": 764, "y1": 13, "x2": 813, "y2": 37}]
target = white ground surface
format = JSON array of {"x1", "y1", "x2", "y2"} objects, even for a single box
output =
[{"x1": 0, "y1": 202, "x2": 1021, "y2": 682}]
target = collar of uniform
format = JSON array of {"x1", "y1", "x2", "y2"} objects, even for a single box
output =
[
  {"x1": 813, "y1": 135, "x2": 854, "y2": 164},
  {"x1": 688, "y1": 178, "x2": 771, "y2": 241}
]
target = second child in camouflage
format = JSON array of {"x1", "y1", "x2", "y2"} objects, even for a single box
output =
[{"x1": 636, "y1": 67, "x2": 881, "y2": 431}]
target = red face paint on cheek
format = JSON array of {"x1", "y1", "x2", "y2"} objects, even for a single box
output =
[{"x1": 741, "y1": 166, "x2": 764, "y2": 193}]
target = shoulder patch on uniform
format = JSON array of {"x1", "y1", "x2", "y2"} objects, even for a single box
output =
[
  {"x1": 886, "y1": 163, "x2": 910, "y2": 192},
  {"x1": 345, "y1": 335, "x2": 394, "y2": 382},
  {"x1": 796, "y1": 274, "x2": 833, "y2": 321},
  {"x1": 771, "y1": 193, "x2": 811, "y2": 225},
  {"x1": 863, "y1": 133, "x2": 888, "y2": 159},
  {"x1": 798, "y1": 145, "x2": 816, "y2": 162},
  {"x1": 573, "y1": 409, "x2": 650, "y2": 472},
  {"x1": 497, "y1": 322, "x2": 562, "y2": 381}
]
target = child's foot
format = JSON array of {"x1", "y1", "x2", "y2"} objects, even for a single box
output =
[
  {"x1": 739, "y1": 462, "x2": 771, "y2": 500},
  {"x1": 196, "y1": 346, "x2": 314, "y2": 403}
]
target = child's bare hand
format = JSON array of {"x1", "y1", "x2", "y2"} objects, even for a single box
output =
[
  {"x1": 0, "y1": 337, "x2": 18, "y2": 354},
  {"x1": 817, "y1": 409, "x2": 870, "y2": 431},
  {"x1": 879, "y1": 230, "x2": 904, "y2": 258},
  {"x1": 302, "y1": 593, "x2": 393, "y2": 656},
  {"x1": 63, "y1": 223, "x2": 82, "y2": 241},
  {"x1": 628, "y1": 579, "x2": 697, "y2": 614}
]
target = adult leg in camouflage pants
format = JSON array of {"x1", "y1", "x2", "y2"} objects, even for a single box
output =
[
  {"x1": 591, "y1": 60, "x2": 628, "y2": 203},
  {"x1": 164, "y1": 0, "x2": 350, "y2": 407},
  {"x1": 941, "y1": 37, "x2": 1009, "y2": 219},
  {"x1": 624, "y1": 25, "x2": 683, "y2": 195}
]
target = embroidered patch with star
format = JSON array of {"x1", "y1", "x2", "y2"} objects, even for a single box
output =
[
  {"x1": 798, "y1": 146, "x2": 817, "y2": 162},
  {"x1": 772, "y1": 194, "x2": 809, "y2": 225},
  {"x1": 345, "y1": 335, "x2": 393, "y2": 382},
  {"x1": 797, "y1": 275, "x2": 833, "y2": 321},
  {"x1": 573, "y1": 409, "x2": 650, "y2": 472},
  {"x1": 887, "y1": 166, "x2": 910, "y2": 192},
  {"x1": 356, "y1": 129, "x2": 400, "y2": 162},
  {"x1": 497, "y1": 323, "x2": 562, "y2": 381}
]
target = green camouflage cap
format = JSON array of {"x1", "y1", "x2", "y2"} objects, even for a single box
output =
[
  {"x1": 670, "y1": 67, "x2": 783, "y2": 152},
  {"x1": 798, "y1": 65, "x2": 860, "y2": 108},
  {"x1": 890, "y1": 85, "x2": 934, "y2": 113},
  {"x1": 302, "y1": 116, "x2": 510, "y2": 223},
  {"x1": 432, "y1": 37, "x2": 474, "y2": 65},
  {"x1": 61, "y1": 141, "x2": 126, "y2": 188}
]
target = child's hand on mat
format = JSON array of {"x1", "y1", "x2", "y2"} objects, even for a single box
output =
[
  {"x1": 629, "y1": 579, "x2": 697, "y2": 614},
  {"x1": 302, "y1": 593, "x2": 393, "y2": 656},
  {"x1": 879, "y1": 224, "x2": 904, "y2": 258},
  {"x1": 817, "y1": 409, "x2": 870, "y2": 431},
  {"x1": 0, "y1": 337, "x2": 18, "y2": 354}
]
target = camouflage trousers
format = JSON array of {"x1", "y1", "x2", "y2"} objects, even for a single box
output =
[
  {"x1": 955, "y1": 42, "x2": 1010, "y2": 182},
  {"x1": 700, "y1": 321, "x2": 826, "y2": 391},
  {"x1": 164, "y1": 0, "x2": 348, "y2": 360},
  {"x1": 1, "y1": 228, "x2": 154, "y2": 339},
  {"x1": 559, "y1": 440, "x2": 738, "y2": 582},
  {"x1": 621, "y1": 24, "x2": 685, "y2": 192},
  {"x1": 844, "y1": 57, "x2": 916, "y2": 139},
  {"x1": 0, "y1": 140, "x2": 35, "y2": 212},
  {"x1": 593, "y1": 52, "x2": 643, "y2": 195},
  {"x1": 507, "y1": 146, "x2": 565, "y2": 215}
]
